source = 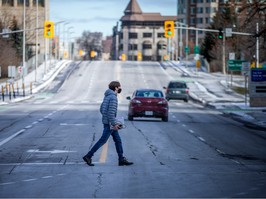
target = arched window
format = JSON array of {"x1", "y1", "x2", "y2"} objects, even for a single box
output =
[
  {"x1": 17, "y1": 0, "x2": 30, "y2": 6},
  {"x1": 2, "y1": 0, "x2": 14, "y2": 6},
  {"x1": 33, "y1": 0, "x2": 45, "y2": 7}
]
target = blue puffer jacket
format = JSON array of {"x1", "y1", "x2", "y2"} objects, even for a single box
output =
[{"x1": 100, "y1": 89, "x2": 118, "y2": 125}]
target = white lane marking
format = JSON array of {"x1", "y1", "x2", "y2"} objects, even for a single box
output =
[
  {"x1": 182, "y1": 124, "x2": 186, "y2": 127},
  {"x1": 216, "y1": 149, "x2": 225, "y2": 155},
  {"x1": 197, "y1": 136, "x2": 206, "y2": 142},
  {"x1": 27, "y1": 149, "x2": 76, "y2": 154},
  {"x1": 60, "y1": 123, "x2": 88, "y2": 126},
  {"x1": 189, "y1": 129, "x2": 194, "y2": 134},
  {"x1": 42, "y1": 176, "x2": 53, "y2": 179},
  {"x1": 0, "y1": 182, "x2": 16, "y2": 186},
  {"x1": 0, "y1": 162, "x2": 85, "y2": 166},
  {"x1": 0, "y1": 108, "x2": 66, "y2": 147},
  {"x1": 57, "y1": 173, "x2": 66, "y2": 176},
  {"x1": 32, "y1": 121, "x2": 38, "y2": 125},
  {"x1": 23, "y1": 178, "x2": 37, "y2": 182},
  {"x1": 25, "y1": 125, "x2": 32, "y2": 129},
  {"x1": 0, "y1": 129, "x2": 25, "y2": 147}
]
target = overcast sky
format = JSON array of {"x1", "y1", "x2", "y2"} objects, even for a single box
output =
[{"x1": 50, "y1": 0, "x2": 177, "y2": 39}]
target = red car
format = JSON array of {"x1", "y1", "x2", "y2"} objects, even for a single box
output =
[{"x1": 126, "y1": 89, "x2": 169, "y2": 122}]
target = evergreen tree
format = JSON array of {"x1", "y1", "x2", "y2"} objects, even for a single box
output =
[{"x1": 10, "y1": 17, "x2": 23, "y2": 57}]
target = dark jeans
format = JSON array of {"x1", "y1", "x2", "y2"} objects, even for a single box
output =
[{"x1": 86, "y1": 124, "x2": 123, "y2": 160}]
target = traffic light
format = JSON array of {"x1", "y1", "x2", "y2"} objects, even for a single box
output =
[
  {"x1": 44, "y1": 21, "x2": 54, "y2": 38},
  {"x1": 218, "y1": 28, "x2": 223, "y2": 39},
  {"x1": 164, "y1": 21, "x2": 175, "y2": 38}
]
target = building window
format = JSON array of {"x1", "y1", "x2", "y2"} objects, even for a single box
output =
[
  {"x1": 206, "y1": 7, "x2": 210, "y2": 13},
  {"x1": 157, "y1": 33, "x2": 164, "y2": 38},
  {"x1": 129, "y1": 32, "x2": 138, "y2": 39},
  {"x1": 2, "y1": 0, "x2": 14, "y2": 6},
  {"x1": 197, "y1": 7, "x2": 203, "y2": 13},
  {"x1": 143, "y1": 33, "x2": 152, "y2": 38},
  {"x1": 17, "y1": 0, "x2": 30, "y2": 6},
  {"x1": 197, "y1": 18, "x2": 203, "y2": 24},
  {"x1": 190, "y1": 18, "x2": 196, "y2": 24},
  {"x1": 33, "y1": 0, "x2": 45, "y2": 7},
  {"x1": 143, "y1": 56, "x2": 152, "y2": 61},
  {"x1": 128, "y1": 44, "x2": 138, "y2": 51},
  {"x1": 143, "y1": 43, "x2": 152, "y2": 49},
  {"x1": 191, "y1": 7, "x2": 196, "y2": 14}
]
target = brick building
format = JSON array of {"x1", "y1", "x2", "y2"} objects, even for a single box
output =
[{"x1": 112, "y1": 0, "x2": 176, "y2": 61}]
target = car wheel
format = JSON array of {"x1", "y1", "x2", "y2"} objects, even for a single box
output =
[
  {"x1": 166, "y1": 97, "x2": 170, "y2": 101},
  {"x1": 184, "y1": 99, "x2": 188, "y2": 102},
  {"x1": 162, "y1": 116, "x2": 168, "y2": 122},
  {"x1": 128, "y1": 115, "x2": 133, "y2": 121}
]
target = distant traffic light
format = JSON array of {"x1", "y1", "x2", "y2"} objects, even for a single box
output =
[
  {"x1": 44, "y1": 21, "x2": 54, "y2": 38},
  {"x1": 218, "y1": 28, "x2": 223, "y2": 39},
  {"x1": 164, "y1": 21, "x2": 175, "y2": 38}
]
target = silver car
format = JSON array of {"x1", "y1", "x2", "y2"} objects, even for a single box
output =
[{"x1": 163, "y1": 81, "x2": 189, "y2": 102}]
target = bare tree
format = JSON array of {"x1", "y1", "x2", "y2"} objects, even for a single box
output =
[
  {"x1": 76, "y1": 31, "x2": 103, "y2": 60},
  {"x1": 238, "y1": 0, "x2": 266, "y2": 62}
]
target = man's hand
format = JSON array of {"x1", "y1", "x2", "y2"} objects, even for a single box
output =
[{"x1": 113, "y1": 124, "x2": 122, "y2": 131}]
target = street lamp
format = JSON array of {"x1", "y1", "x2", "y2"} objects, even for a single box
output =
[
  {"x1": 64, "y1": 26, "x2": 74, "y2": 59},
  {"x1": 62, "y1": 22, "x2": 70, "y2": 59},
  {"x1": 175, "y1": 21, "x2": 188, "y2": 61},
  {"x1": 35, "y1": 0, "x2": 39, "y2": 82},
  {"x1": 67, "y1": 31, "x2": 75, "y2": 60},
  {"x1": 54, "y1": 21, "x2": 65, "y2": 60}
]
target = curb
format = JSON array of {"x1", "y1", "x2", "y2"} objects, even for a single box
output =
[
  {"x1": 189, "y1": 92, "x2": 266, "y2": 132},
  {"x1": 0, "y1": 60, "x2": 72, "y2": 106},
  {"x1": 227, "y1": 112, "x2": 266, "y2": 131}
]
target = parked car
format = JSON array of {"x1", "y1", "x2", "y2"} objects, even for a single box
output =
[
  {"x1": 163, "y1": 80, "x2": 189, "y2": 102},
  {"x1": 126, "y1": 89, "x2": 169, "y2": 122}
]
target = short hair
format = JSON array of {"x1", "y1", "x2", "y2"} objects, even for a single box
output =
[{"x1": 109, "y1": 81, "x2": 121, "y2": 91}]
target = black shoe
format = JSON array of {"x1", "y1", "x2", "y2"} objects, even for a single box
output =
[
  {"x1": 119, "y1": 157, "x2": 133, "y2": 166},
  {"x1": 83, "y1": 155, "x2": 94, "y2": 166}
]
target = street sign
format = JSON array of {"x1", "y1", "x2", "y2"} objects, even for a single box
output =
[
  {"x1": 185, "y1": 46, "x2": 190, "y2": 53},
  {"x1": 229, "y1": 52, "x2": 235, "y2": 60},
  {"x1": 2, "y1": 28, "x2": 9, "y2": 38},
  {"x1": 241, "y1": 62, "x2": 250, "y2": 76},
  {"x1": 227, "y1": 60, "x2": 244, "y2": 71},
  {"x1": 251, "y1": 68, "x2": 266, "y2": 82},
  {"x1": 194, "y1": 46, "x2": 199, "y2": 54},
  {"x1": 18, "y1": 66, "x2": 22, "y2": 74},
  {"x1": 8, "y1": 66, "x2": 16, "y2": 78},
  {"x1": 225, "y1": 28, "x2": 232, "y2": 37}
]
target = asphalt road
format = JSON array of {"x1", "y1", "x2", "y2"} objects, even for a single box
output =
[{"x1": 0, "y1": 61, "x2": 265, "y2": 198}]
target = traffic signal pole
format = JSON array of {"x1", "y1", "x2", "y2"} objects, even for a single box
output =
[
  {"x1": 176, "y1": 26, "x2": 256, "y2": 74},
  {"x1": 22, "y1": 0, "x2": 26, "y2": 87}
]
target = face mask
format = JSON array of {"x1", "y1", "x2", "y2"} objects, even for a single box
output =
[{"x1": 117, "y1": 88, "x2": 122, "y2": 93}]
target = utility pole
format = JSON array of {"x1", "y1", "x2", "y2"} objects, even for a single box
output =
[
  {"x1": 35, "y1": 0, "x2": 39, "y2": 82},
  {"x1": 256, "y1": 23, "x2": 259, "y2": 68},
  {"x1": 22, "y1": 0, "x2": 26, "y2": 86},
  {"x1": 222, "y1": 30, "x2": 226, "y2": 74}
]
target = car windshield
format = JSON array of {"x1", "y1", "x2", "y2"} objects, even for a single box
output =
[
  {"x1": 136, "y1": 91, "x2": 163, "y2": 98},
  {"x1": 169, "y1": 82, "x2": 187, "y2": 88}
]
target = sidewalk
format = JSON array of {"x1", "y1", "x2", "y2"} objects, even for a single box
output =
[
  {"x1": 0, "y1": 60, "x2": 72, "y2": 105},
  {"x1": 187, "y1": 70, "x2": 266, "y2": 131}
]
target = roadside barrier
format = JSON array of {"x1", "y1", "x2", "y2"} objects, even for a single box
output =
[{"x1": 1, "y1": 82, "x2": 33, "y2": 102}]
